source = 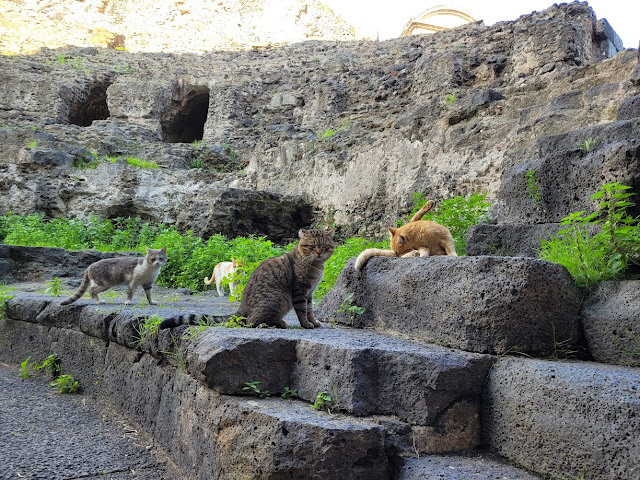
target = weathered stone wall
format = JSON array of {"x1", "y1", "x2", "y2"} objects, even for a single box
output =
[{"x1": 0, "y1": 2, "x2": 636, "y2": 242}]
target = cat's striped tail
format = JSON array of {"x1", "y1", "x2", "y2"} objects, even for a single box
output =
[
  {"x1": 60, "y1": 271, "x2": 90, "y2": 305},
  {"x1": 158, "y1": 313, "x2": 232, "y2": 329}
]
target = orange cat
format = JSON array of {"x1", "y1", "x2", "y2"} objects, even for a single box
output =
[{"x1": 354, "y1": 200, "x2": 457, "y2": 271}]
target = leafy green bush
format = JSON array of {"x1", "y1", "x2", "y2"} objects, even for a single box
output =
[
  {"x1": 399, "y1": 192, "x2": 490, "y2": 255},
  {"x1": 540, "y1": 183, "x2": 640, "y2": 289},
  {"x1": 314, "y1": 237, "x2": 386, "y2": 300}
]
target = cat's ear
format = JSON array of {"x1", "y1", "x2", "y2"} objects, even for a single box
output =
[
  {"x1": 298, "y1": 229, "x2": 309, "y2": 239},
  {"x1": 145, "y1": 247, "x2": 150, "y2": 254},
  {"x1": 160, "y1": 246, "x2": 167, "y2": 253},
  {"x1": 397, "y1": 234, "x2": 407, "y2": 246},
  {"x1": 327, "y1": 228, "x2": 335, "y2": 237},
  {"x1": 388, "y1": 227, "x2": 397, "y2": 236}
]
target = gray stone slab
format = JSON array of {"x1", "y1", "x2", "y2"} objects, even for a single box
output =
[
  {"x1": 399, "y1": 454, "x2": 541, "y2": 480},
  {"x1": 317, "y1": 256, "x2": 582, "y2": 354},
  {"x1": 482, "y1": 357, "x2": 640, "y2": 480},
  {"x1": 581, "y1": 280, "x2": 640, "y2": 366}
]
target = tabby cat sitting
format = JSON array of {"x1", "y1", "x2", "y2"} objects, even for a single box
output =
[{"x1": 160, "y1": 229, "x2": 334, "y2": 330}]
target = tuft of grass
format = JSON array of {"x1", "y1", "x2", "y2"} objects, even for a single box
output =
[
  {"x1": 50, "y1": 374, "x2": 80, "y2": 394},
  {"x1": 312, "y1": 385, "x2": 339, "y2": 412},
  {"x1": 19, "y1": 357, "x2": 35, "y2": 379},
  {"x1": 243, "y1": 381, "x2": 270, "y2": 397},
  {"x1": 34, "y1": 354, "x2": 62, "y2": 377},
  {"x1": 445, "y1": 91, "x2": 457, "y2": 104},
  {"x1": 526, "y1": 169, "x2": 542, "y2": 208},
  {"x1": 0, "y1": 284, "x2": 15, "y2": 319},
  {"x1": 26, "y1": 141, "x2": 37, "y2": 148},
  {"x1": 44, "y1": 277, "x2": 62, "y2": 297},
  {"x1": 135, "y1": 314, "x2": 164, "y2": 346},
  {"x1": 126, "y1": 156, "x2": 159, "y2": 169},
  {"x1": 281, "y1": 387, "x2": 298, "y2": 399},
  {"x1": 337, "y1": 292, "x2": 365, "y2": 324},
  {"x1": 578, "y1": 137, "x2": 596, "y2": 152}
]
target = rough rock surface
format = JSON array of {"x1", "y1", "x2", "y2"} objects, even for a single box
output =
[
  {"x1": 483, "y1": 357, "x2": 640, "y2": 480},
  {"x1": 580, "y1": 280, "x2": 640, "y2": 366},
  {"x1": 0, "y1": 0, "x2": 357, "y2": 54},
  {"x1": 399, "y1": 454, "x2": 541, "y2": 480},
  {"x1": 317, "y1": 256, "x2": 582, "y2": 354},
  {"x1": 0, "y1": 3, "x2": 635, "y2": 241}
]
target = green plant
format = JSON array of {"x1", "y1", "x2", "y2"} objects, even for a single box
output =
[
  {"x1": 162, "y1": 333, "x2": 187, "y2": 372},
  {"x1": 400, "y1": 192, "x2": 490, "y2": 255},
  {"x1": 55, "y1": 54, "x2": 66, "y2": 65},
  {"x1": 543, "y1": 324, "x2": 581, "y2": 360},
  {"x1": 26, "y1": 141, "x2": 37, "y2": 148},
  {"x1": 243, "y1": 381, "x2": 270, "y2": 397},
  {"x1": 317, "y1": 121, "x2": 351, "y2": 140},
  {"x1": 126, "y1": 156, "x2": 159, "y2": 169},
  {"x1": 222, "y1": 142, "x2": 239, "y2": 159},
  {"x1": 44, "y1": 277, "x2": 62, "y2": 296},
  {"x1": 312, "y1": 385, "x2": 339, "y2": 412},
  {"x1": 192, "y1": 140, "x2": 204, "y2": 148},
  {"x1": 578, "y1": 137, "x2": 596, "y2": 152},
  {"x1": 0, "y1": 284, "x2": 15, "y2": 319},
  {"x1": 73, "y1": 151, "x2": 100, "y2": 170},
  {"x1": 104, "y1": 155, "x2": 118, "y2": 163},
  {"x1": 190, "y1": 158, "x2": 204, "y2": 168},
  {"x1": 526, "y1": 169, "x2": 542, "y2": 208},
  {"x1": 50, "y1": 374, "x2": 80, "y2": 394},
  {"x1": 540, "y1": 183, "x2": 639, "y2": 288},
  {"x1": 34, "y1": 354, "x2": 62, "y2": 377},
  {"x1": 315, "y1": 238, "x2": 387, "y2": 300},
  {"x1": 135, "y1": 314, "x2": 165, "y2": 346},
  {"x1": 19, "y1": 357, "x2": 35, "y2": 379},
  {"x1": 282, "y1": 387, "x2": 298, "y2": 399},
  {"x1": 338, "y1": 292, "x2": 365, "y2": 324},
  {"x1": 446, "y1": 91, "x2": 457, "y2": 104}
]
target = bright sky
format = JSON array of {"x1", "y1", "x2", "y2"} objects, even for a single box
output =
[{"x1": 322, "y1": 0, "x2": 638, "y2": 49}]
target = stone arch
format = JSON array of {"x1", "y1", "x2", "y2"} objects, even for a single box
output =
[
  {"x1": 401, "y1": 6, "x2": 477, "y2": 36},
  {"x1": 66, "y1": 80, "x2": 112, "y2": 127},
  {"x1": 161, "y1": 82, "x2": 210, "y2": 143}
]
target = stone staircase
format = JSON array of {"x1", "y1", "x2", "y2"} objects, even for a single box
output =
[{"x1": 0, "y1": 251, "x2": 638, "y2": 479}]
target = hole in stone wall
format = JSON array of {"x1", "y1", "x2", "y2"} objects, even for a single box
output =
[
  {"x1": 161, "y1": 85, "x2": 210, "y2": 143},
  {"x1": 67, "y1": 80, "x2": 112, "y2": 127}
]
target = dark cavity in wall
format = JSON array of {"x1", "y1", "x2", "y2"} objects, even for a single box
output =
[
  {"x1": 161, "y1": 85, "x2": 210, "y2": 143},
  {"x1": 67, "y1": 80, "x2": 112, "y2": 127}
]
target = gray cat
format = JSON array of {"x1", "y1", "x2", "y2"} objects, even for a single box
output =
[
  {"x1": 60, "y1": 247, "x2": 168, "y2": 305},
  {"x1": 159, "y1": 229, "x2": 334, "y2": 329}
]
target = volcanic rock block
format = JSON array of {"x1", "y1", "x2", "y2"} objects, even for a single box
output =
[
  {"x1": 399, "y1": 454, "x2": 540, "y2": 480},
  {"x1": 317, "y1": 256, "x2": 582, "y2": 354},
  {"x1": 465, "y1": 223, "x2": 562, "y2": 257},
  {"x1": 483, "y1": 357, "x2": 640, "y2": 480},
  {"x1": 181, "y1": 327, "x2": 493, "y2": 432},
  {"x1": 580, "y1": 280, "x2": 640, "y2": 366}
]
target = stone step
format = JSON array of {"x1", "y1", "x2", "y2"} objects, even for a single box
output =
[
  {"x1": 317, "y1": 256, "x2": 582, "y2": 355},
  {"x1": 483, "y1": 357, "x2": 640, "y2": 480},
  {"x1": 4, "y1": 289, "x2": 494, "y2": 455},
  {"x1": 399, "y1": 453, "x2": 541, "y2": 480}
]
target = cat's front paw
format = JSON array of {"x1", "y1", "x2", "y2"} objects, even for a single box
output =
[
  {"x1": 300, "y1": 321, "x2": 315, "y2": 329},
  {"x1": 402, "y1": 250, "x2": 421, "y2": 258},
  {"x1": 148, "y1": 300, "x2": 158, "y2": 305}
]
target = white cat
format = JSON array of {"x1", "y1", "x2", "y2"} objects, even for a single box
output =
[{"x1": 204, "y1": 259, "x2": 244, "y2": 297}]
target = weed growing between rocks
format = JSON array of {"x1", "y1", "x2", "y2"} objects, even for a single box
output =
[
  {"x1": 0, "y1": 284, "x2": 15, "y2": 319},
  {"x1": 135, "y1": 314, "x2": 165, "y2": 346},
  {"x1": 18, "y1": 354, "x2": 80, "y2": 393},
  {"x1": 540, "y1": 183, "x2": 640, "y2": 289},
  {"x1": 243, "y1": 381, "x2": 270, "y2": 397},
  {"x1": 125, "y1": 156, "x2": 159, "y2": 169},
  {"x1": 312, "y1": 385, "x2": 339, "y2": 413},
  {"x1": 526, "y1": 169, "x2": 542, "y2": 209},
  {"x1": 337, "y1": 292, "x2": 365, "y2": 324}
]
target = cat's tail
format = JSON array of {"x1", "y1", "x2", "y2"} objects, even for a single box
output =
[
  {"x1": 60, "y1": 271, "x2": 90, "y2": 306},
  {"x1": 409, "y1": 199, "x2": 435, "y2": 223},
  {"x1": 158, "y1": 313, "x2": 232, "y2": 329},
  {"x1": 354, "y1": 248, "x2": 398, "y2": 271},
  {"x1": 203, "y1": 269, "x2": 216, "y2": 285}
]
